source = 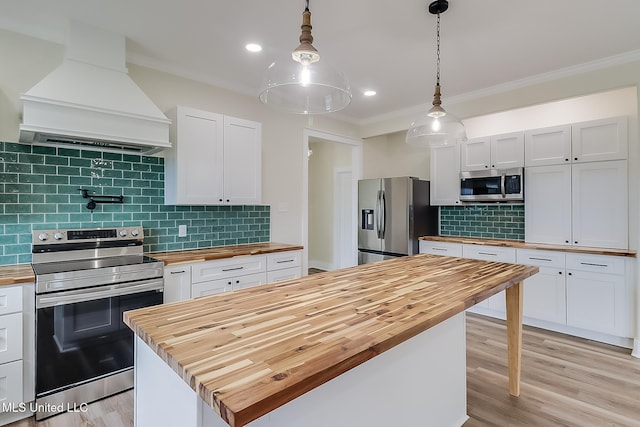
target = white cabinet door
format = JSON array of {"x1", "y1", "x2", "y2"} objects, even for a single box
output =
[
  {"x1": 419, "y1": 241, "x2": 463, "y2": 257},
  {"x1": 230, "y1": 273, "x2": 267, "y2": 291},
  {"x1": 430, "y1": 143, "x2": 461, "y2": 206},
  {"x1": 222, "y1": 116, "x2": 262, "y2": 205},
  {"x1": 0, "y1": 312, "x2": 22, "y2": 364},
  {"x1": 571, "y1": 117, "x2": 628, "y2": 163},
  {"x1": 566, "y1": 269, "x2": 627, "y2": 336},
  {"x1": 266, "y1": 251, "x2": 302, "y2": 272},
  {"x1": 191, "y1": 280, "x2": 228, "y2": 298},
  {"x1": 460, "y1": 137, "x2": 490, "y2": 171},
  {"x1": 490, "y1": 131, "x2": 524, "y2": 169},
  {"x1": 267, "y1": 267, "x2": 302, "y2": 284},
  {"x1": 163, "y1": 264, "x2": 192, "y2": 303},
  {"x1": 0, "y1": 360, "x2": 23, "y2": 405},
  {"x1": 0, "y1": 285, "x2": 22, "y2": 316},
  {"x1": 571, "y1": 160, "x2": 627, "y2": 249},
  {"x1": 165, "y1": 107, "x2": 224, "y2": 205},
  {"x1": 524, "y1": 125, "x2": 571, "y2": 167},
  {"x1": 524, "y1": 165, "x2": 572, "y2": 245}
]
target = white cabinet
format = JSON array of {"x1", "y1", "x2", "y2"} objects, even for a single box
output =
[
  {"x1": 461, "y1": 132, "x2": 524, "y2": 171},
  {"x1": 462, "y1": 244, "x2": 516, "y2": 315},
  {"x1": 429, "y1": 143, "x2": 461, "y2": 206},
  {"x1": 0, "y1": 360, "x2": 23, "y2": 408},
  {"x1": 516, "y1": 249, "x2": 566, "y2": 324},
  {"x1": 266, "y1": 251, "x2": 302, "y2": 284},
  {"x1": 165, "y1": 106, "x2": 262, "y2": 205},
  {"x1": 524, "y1": 124, "x2": 571, "y2": 167},
  {"x1": 525, "y1": 165, "x2": 572, "y2": 245},
  {"x1": 565, "y1": 253, "x2": 630, "y2": 337},
  {"x1": 525, "y1": 160, "x2": 628, "y2": 250},
  {"x1": 163, "y1": 264, "x2": 192, "y2": 304},
  {"x1": 419, "y1": 241, "x2": 463, "y2": 257},
  {"x1": 571, "y1": 160, "x2": 628, "y2": 249},
  {"x1": 0, "y1": 285, "x2": 27, "y2": 424},
  {"x1": 191, "y1": 255, "x2": 267, "y2": 298},
  {"x1": 571, "y1": 117, "x2": 628, "y2": 163}
]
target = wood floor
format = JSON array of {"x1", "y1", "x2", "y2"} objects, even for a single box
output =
[{"x1": 9, "y1": 314, "x2": 640, "y2": 427}]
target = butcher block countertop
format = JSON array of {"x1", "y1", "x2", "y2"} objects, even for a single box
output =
[
  {"x1": 0, "y1": 264, "x2": 34, "y2": 286},
  {"x1": 420, "y1": 236, "x2": 636, "y2": 257},
  {"x1": 149, "y1": 242, "x2": 304, "y2": 265},
  {"x1": 124, "y1": 254, "x2": 538, "y2": 427}
]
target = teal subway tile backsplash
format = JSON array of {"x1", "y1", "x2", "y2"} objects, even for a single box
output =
[
  {"x1": 440, "y1": 205, "x2": 524, "y2": 240},
  {"x1": 0, "y1": 141, "x2": 270, "y2": 265}
]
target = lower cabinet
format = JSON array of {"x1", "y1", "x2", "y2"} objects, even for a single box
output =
[
  {"x1": 163, "y1": 251, "x2": 303, "y2": 303},
  {"x1": 419, "y1": 241, "x2": 635, "y2": 347}
]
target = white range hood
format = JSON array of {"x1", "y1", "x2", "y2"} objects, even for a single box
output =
[{"x1": 19, "y1": 21, "x2": 171, "y2": 154}]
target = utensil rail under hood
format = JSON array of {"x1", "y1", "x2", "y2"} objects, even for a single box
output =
[{"x1": 19, "y1": 21, "x2": 171, "y2": 154}]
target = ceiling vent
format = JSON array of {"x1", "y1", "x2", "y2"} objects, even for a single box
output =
[{"x1": 19, "y1": 21, "x2": 171, "y2": 154}]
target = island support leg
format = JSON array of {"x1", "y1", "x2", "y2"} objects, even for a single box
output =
[{"x1": 505, "y1": 281, "x2": 523, "y2": 397}]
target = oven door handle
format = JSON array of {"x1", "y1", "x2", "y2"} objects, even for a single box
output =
[{"x1": 36, "y1": 279, "x2": 164, "y2": 308}]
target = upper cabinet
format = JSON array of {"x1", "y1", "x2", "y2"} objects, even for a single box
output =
[
  {"x1": 164, "y1": 106, "x2": 262, "y2": 205},
  {"x1": 524, "y1": 117, "x2": 627, "y2": 166},
  {"x1": 429, "y1": 143, "x2": 461, "y2": 206},
  {"x1": 461, "y1": 131, "x2": 524, "y2": 171}
]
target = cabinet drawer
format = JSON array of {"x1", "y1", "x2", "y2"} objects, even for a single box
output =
[
  {"x1": 0, "y1": 360, "x2": 23, "y2": 405},
  {"x1": 192, "y1": 280, "x2": 228, "y2": 298},
  {"x1": 419, "y1": 241, "x2": 463, "y2": 257},
  {"x1": 516, "y1": 249, "x2": 565, "y2": 269},
  {"x1": 0, "y1": 286, "x2": 22, "y2": 316},
  {"x1": 267, "y1": 251, "x2": 302, "y2": 271},
  {"x1": 191, "y1": 255, "x2": 266, "y2": 283},
  {"x1": 230, "y1": 273, "x2": 267, "y2": 291},
  {"x1": 267, "y1": 267, "x2": 302, "y2": 284},
  {"x1": 462, "y1": 245, "x2": 516, "y2": 263},
  {"x1": 0, "y1": 312, "x2": 22, "y2": 364},
  {"x1": 565, "y1": 253, "x2": 625, "y2": 275}
]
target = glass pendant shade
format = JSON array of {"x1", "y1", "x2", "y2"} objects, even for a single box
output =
[
  {"x1": 259, "y1": 2, "x2": 351, "y2": 114},
  {"x1": 259, "y1": 55, "x2": 351, "y2": 114}
]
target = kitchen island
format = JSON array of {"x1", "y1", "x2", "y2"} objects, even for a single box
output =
[{"x1": 124, "y1": 254, "x2": 538, "y2": 427}]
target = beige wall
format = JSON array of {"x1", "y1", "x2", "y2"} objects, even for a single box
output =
[
  {"x1": 0, "y1": 29, "x2": 360, "y2": 247},
  {"x1": 308, "y1": 139, "x2": 351, "y2": 270},
  {"x1": 362, "y1": 132, "x2": 430, "y2": 180}
]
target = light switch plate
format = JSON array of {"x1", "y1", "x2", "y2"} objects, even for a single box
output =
[{"x1": 178, "y1": 224, "x2": 187, "y2": 237}]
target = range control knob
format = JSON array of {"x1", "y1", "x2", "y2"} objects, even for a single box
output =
[
  {"x1": 38, "y1": 233, "x2": 48, "y2": 241},
  {"x1": 130, "y1": 229, "x2": 139, "y2": 237},
  {"x1": 53, "y1": 233, "x2": 63, "y2": 240},
  {"x1": 119, "y1": 230, "x2": 128, "y2": 237}
]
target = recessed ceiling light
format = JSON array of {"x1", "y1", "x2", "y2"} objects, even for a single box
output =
[
  {"x1": 364, "y1": 90, "x2": 377, "y2": 97},
  {"x1": 245, "y1": 43, "x2": 262, "y2": 53}
]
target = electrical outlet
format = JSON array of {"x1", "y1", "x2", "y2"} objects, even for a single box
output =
[{"x1": 178, "y1": 224, "x2": 187, "y2": 237}]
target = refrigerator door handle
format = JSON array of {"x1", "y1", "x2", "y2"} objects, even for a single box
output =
[
  {"x1": 375, "y1": 190, "x2": 382, "y2": 238},
  {"x1": 380, "y1": 190, "x2": 386, "y2": 239}
]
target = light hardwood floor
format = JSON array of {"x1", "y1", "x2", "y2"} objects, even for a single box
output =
[{"x1": 9, "y1": 314, "x2": 640, "y2": 426}]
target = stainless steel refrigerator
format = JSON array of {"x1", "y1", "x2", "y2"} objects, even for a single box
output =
[{"x1": 358, "y1": 177, "x2": 438, "y2": 265}]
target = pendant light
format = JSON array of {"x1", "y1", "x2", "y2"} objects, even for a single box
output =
[
  {"x1": 406, "y1": 0, "x2": 466, "y2": 146},
  {"x1": 259, "y1": 0, "x2": 352, "y2": 114}
]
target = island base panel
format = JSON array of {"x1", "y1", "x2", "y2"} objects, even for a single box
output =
[{"x1": 135, "y1": 313, "x2": 469, "y2": 427}]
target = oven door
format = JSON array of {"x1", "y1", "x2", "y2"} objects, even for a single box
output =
[{"x1": 35, "y1": 279, "x2": 163, "y2": 398}]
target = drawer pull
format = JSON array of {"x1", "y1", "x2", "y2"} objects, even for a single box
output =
[
  {"x1": 432, "y1": 248, "x2": 447, "y2": 252},
  {"x1": 529, "y1": 257, "x2": 552, "y2": 262},
  {"x1": 579, "y1": 262, "x2": 608, "y2": 268},
  {"x1": 222, "y1": 266, "x2": 244, "y2": 272},
  {"x1": 478, "y1": 252, "x2": 497, "y2": 256},
  {"x1": 170, "y1": 270, "x2": 186, "y2": 274},
  {"x1": 276, "y1": 259, "x2": 294, "y2": 264}
]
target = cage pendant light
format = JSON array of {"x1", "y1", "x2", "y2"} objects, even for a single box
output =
[
  {"x1": 259, "y1": 0, "x2": 352, "y2": 114},
  {"x1": 406, "y1": 0, "x2": 466, "y2": 146}
]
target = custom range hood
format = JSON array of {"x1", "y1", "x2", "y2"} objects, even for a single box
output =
[{"x1": 19, "y1": 21, "x2": 171, "y2": 154}]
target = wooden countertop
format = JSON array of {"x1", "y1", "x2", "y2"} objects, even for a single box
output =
[
  {"x1": 0, "y1": 264, "x2": 34, "y2": 286},
  {"x1": 149, "y1": 242, "x2": 304, "y2": 265},
  {"x1": 124, "y1": 254, "x2": 538, "y2": 427},
  {"x1": 420, "y1": 236, "x2": 636, "y2": 257}
]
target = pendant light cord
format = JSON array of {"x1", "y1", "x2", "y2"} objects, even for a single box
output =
[
  {"x1": 436, "y1": 12, "x2": 441, "y2": 86},
  {"x1": 305, "y1": 0, "x2": 310, "y2": 12}
]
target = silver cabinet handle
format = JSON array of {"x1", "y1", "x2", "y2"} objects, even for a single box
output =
[
  {"x1": 170, "y1": 270, "x2": 186, "y2": 274},
  {"x1": 276, "y1": 259, "x2": 294, "y2": 264},
  {"x1": 580, "y1": 262, "x2": 608, "y2": 268},
  {"x1": 432, "y1": 248, "x2": 448, "y2": 252},
  {"x1": 222, "y1": 266, "x2": 244, "y2": 272},
  {"x1": 529, "y1": 257, "x2": 552, "y2": 262},
  {"x1": 478, "y1": 252, "x2": 497, "y2": 256}
]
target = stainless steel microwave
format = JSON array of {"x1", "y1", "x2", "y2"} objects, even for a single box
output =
[{"x1": 460, "y1": 167, "x2": 524, "y2": 202}]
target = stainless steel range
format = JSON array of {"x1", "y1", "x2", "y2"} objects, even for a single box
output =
[{"x1": 31, "y1": 226, "x2": 163, "y2": 420}]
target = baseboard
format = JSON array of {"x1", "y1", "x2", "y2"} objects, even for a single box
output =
[{"x1": 308, "y1": 260, "x2": 333, "y2": 272}]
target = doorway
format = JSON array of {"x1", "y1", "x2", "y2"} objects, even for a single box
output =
[{"x1": 302, "y1": 129, "x2": 362, "y2": 275}]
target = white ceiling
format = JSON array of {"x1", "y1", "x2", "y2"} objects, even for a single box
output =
[{"x1": 2, "y1": 0, "x2": 640, "y2": 124}]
